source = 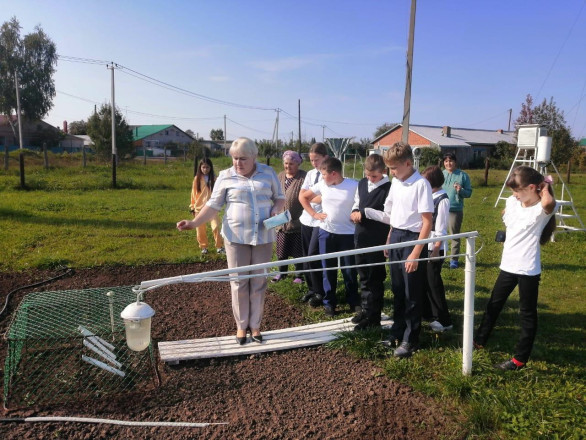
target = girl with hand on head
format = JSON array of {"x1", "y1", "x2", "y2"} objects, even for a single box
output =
[{"x1": 475, "y1": 166, "x2": 557, "y2": 371}]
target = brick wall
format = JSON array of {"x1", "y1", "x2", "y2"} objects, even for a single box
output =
[{"x1": 374, "y1": 127, "x2": 431, "y2": 147}]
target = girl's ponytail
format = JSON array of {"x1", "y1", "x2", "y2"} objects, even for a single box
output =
[{"x1": 540, "y1": 182, "x2": 556, "y2": 245}]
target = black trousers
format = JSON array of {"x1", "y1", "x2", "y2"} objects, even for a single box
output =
[
  {"x1": 389, "y1": 228, "x2": 428, "y2": 345},
  {"x1": 355, "y1": 244, "x2": 387, "y2": 324},
  {"x1": 300, "y1": 224, "x2": 324, "y2": 296},
  {"x1": 422, "y1": 250, "x2": 452, "y2": 326},
  {"x1": 475, "y1": 270, "x2": 541, "y2": 364}
]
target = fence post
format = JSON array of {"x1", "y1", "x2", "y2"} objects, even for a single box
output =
[{"x1": 462, "y1": 236, "x2": 476, "y2": 375}]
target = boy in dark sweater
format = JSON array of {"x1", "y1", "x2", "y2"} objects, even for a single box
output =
[{"x1": 350, "y1": 154, "x2": 391, "y2": 330}]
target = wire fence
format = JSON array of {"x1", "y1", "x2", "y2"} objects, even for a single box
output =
[{"x1": 3, "y1": 286, "x2": 158, "y2": 409}]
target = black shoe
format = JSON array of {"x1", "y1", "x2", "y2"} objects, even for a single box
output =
[
  {"x1": 351, "y1": 310, "x2": 365, "y2": 324},
  {"x1": 353, "y1": 319, "x2": 381, "y2": 332},
  {"x1": 324, "y1": 305, "x2": 336, "y2": 317},
  {"x1": 301, "y1": 292, "x2": 315, "y2": 303},
  {"x1": 235, "y1": 336, "x2": 247, "y2": 345},
  {"x1": 251, "y1": 334, "x2": 263, "y2": 343},
  {"x1": 309, "y1": 294, "x2": 324, "y2": 307},
  {"x1": 495, "y1": 359, "x2": 525, "y2": 371}
]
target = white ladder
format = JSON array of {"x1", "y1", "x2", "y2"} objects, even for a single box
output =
[
  {"x1": 495, "y1": 146, "x2": 537, "y2": 207},
  {"x1": 547, "y1": 162, "x2": 586, "y2": 236}
]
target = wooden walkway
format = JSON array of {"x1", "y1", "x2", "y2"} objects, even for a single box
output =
[{"x1": 158, "y1": 315, "x2": 393, "y2": 364}]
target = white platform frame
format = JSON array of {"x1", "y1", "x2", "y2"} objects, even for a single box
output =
[{"x1": 138, "y1": 232, "x2": 479, "y2": 375}]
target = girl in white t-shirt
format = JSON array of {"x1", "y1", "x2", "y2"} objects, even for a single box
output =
[{"x1": 475, "y1": 166, "x2": 557, "y2": 371}]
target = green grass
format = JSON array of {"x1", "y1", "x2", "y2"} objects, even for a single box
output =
[{"x1": 1, "y1": 156, "x2": 585, "y2": 438}]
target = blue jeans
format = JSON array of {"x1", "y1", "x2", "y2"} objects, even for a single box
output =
[{"x1": 318, "y1": 229, "x2": 358, "y2": 309}]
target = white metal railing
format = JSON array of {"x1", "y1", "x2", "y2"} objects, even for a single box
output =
[{"x1": 137, "y1": 231, "x2": 479, "y2": 375}]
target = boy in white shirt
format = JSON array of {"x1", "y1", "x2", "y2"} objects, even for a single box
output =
[
  {"x1": 300, "y1": 157, "x2": 359, "y2": 317},
  {"x1": 381, "y1": 142, "x2": 433, "y2": 358}
]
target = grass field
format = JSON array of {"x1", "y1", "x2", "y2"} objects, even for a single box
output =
[{"x1": 1, "y1": 155, "x2": 585, "y2": 439}]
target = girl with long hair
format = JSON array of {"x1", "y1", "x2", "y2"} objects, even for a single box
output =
[
  {"x1": 475, "y1": 166, "x2": 557, "y2": 370},
  {"x1": 189, "y1": 157, "x2": 224, "y2": 254}
]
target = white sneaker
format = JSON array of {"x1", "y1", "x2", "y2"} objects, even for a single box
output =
[
  {"x1": 201, "y1": 248, "x2": 209, "y2": 255},
  {"x1": 216, "y1": 247, "x2": 225, "y2": 254},
  {"x1": 429, "y1": 320, "x2": 452, "y2": 333}
]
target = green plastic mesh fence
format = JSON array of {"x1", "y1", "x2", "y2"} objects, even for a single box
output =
[{"x1": 3, "y1": 286, "x2": 158, "y2": 408}]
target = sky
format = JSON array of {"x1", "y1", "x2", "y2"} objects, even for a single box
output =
[{"x1": 4, "y1": 0, "x2": 586, "y2": 142}]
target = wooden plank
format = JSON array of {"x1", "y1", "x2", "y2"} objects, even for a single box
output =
[{"x1": 158, "y1": 316, "x2": 393, "y2": 363}]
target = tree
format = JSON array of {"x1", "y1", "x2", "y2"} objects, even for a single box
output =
[
  {"x1": 532, "y1": 96, "x2": 575, "y2": 165},
  {"x1": 373, "y1": 122, "x2": 398, "y2": 139},
  {"x1": 515, "y1": 94, "x2": 577, "y2": 166},
  {"x1": 210, "y1": 128, "x2": 224, "y2": 141},
  {"x1": 86, "y1": 104, "x2": 134, "y2": 160},
  {"x1": 0, "y1": 17, "x2": 57, "y2": 173},
  {"x1": 514, "y1": 94, "x2": 534, "y2": 127},
  {"x1": 256, "y1": 139, "x2": 278, "y2": 162},
  {"x1": 68, "y1": 120, "x2": 88, "y2": 135}
]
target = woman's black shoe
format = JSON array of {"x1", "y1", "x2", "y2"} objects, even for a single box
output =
[
  {"x1": 235, "y1": 336, "x2": 247, "y2": 345},
  {"x1": 251, "y1": 334, "x2": 263, "y2": 343}
]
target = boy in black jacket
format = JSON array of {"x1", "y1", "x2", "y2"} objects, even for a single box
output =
[{"x1": 350, "y1": 154, "x2": 391, "y2": 330}]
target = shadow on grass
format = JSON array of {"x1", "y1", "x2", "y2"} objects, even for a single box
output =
[{"x1": 0, "y1": 207, "x2": 174, "y2": 231}]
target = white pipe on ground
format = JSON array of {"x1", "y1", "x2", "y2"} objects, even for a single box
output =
[{"x1": 17, "y1": 416, "x2": 227, "y2": 427}]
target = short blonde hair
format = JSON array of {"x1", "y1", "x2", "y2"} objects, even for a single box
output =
[
  {"x1": 230, "y1": 137, "x2": 258, "y2": 158},
  {"x1": 383, "y1": 141, "x2": 413, "y2": 166}
]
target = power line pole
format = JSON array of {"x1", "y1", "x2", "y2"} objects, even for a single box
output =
[
  {"x1": 223, "y1": 114, "x2": 227, "y2": 154},
  {"x1": 322, "y1": 125, "x2": 326, "y2": 142},
  {"x1": 298, "y1": 99, "x2": 302, "y2": 153},
  {"x1": 15, "y1": 72, "x2": 25, "y2": 188},
  {"x1": 108, "y1": 62, "x2": 117, "y2": 188},
  {"x1": 276, "y1": 108, "x2": 280, "y2": 151},
  {"x1": 402, "y1": 0, "x2": 416, "y2": 144},
  {"x1": 508, "y1": 108, "x2": 512, "y2": 131}
]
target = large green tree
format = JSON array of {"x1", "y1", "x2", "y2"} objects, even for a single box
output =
[
  {"x1": 373, "y1": 122, "x2": 397, "y2": 139},
  {"x1": 210, "y1": 128, "x2": 224, "y2": 141},
  {"x1": 86, "y1": 104, "x2": 134, "y2": 160},
  {"x1": 68, "y1": 120, "x2": 88, "y2": 135},
  {"x1": 0, "y1": 16, "x2": 57, "y2": 171}
]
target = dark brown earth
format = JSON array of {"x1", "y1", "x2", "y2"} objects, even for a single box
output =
[{"x1": 0, "y1": 263, "x2": 465, "y2": 439}]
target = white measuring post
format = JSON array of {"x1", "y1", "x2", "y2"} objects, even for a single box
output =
[{"x1": 462, "y1": 235, "x2": 476, "y2": 375}]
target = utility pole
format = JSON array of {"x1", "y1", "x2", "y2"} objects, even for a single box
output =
[
  {"x1": 298, "y1": 99, "x2": 302, "y2": 153},
  {"x1": 15, "y1": 72, "x2": 25, "y2": 188},
  {"x1": 108, "y1": 62, "x2": 117, "y2": 188},
  {"x1": 223, "y1": 115, "x2": 227, "y2": 155},
  {"x1": 401, "y1": 0, "x2": 416, "y2": 144},
  {"x1": 508, "y1": 108, "x2": 512, "y2": 131},
  {"x1": 322, "y1": 125, "x2": 326, "y2": 142},
  {"x1": 276, "y1": 108, "x2": 280, "y2": 151}
]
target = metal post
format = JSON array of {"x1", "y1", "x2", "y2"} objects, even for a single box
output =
[
  {"x1": 298, "y1": 99, "x2": 302, "y2": 153},
  {"x1": 15, "y1": 72, "x2": 25, "y2": 188},
  {"x1": 401, "y1": 0, "x2": 416, "y2": 144},
  {"x1": 108, "y1": 63, "x2": 117, "y2": 188},
  {"x1": 276, "y1": 108, "x2": 280, "y2": 152},
  {"x1": 223, "y1": 115, "x2": 227, "y2": 154},
  {"x1": 462, "y1": 236, "x2": 476, "y2": 375}
]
